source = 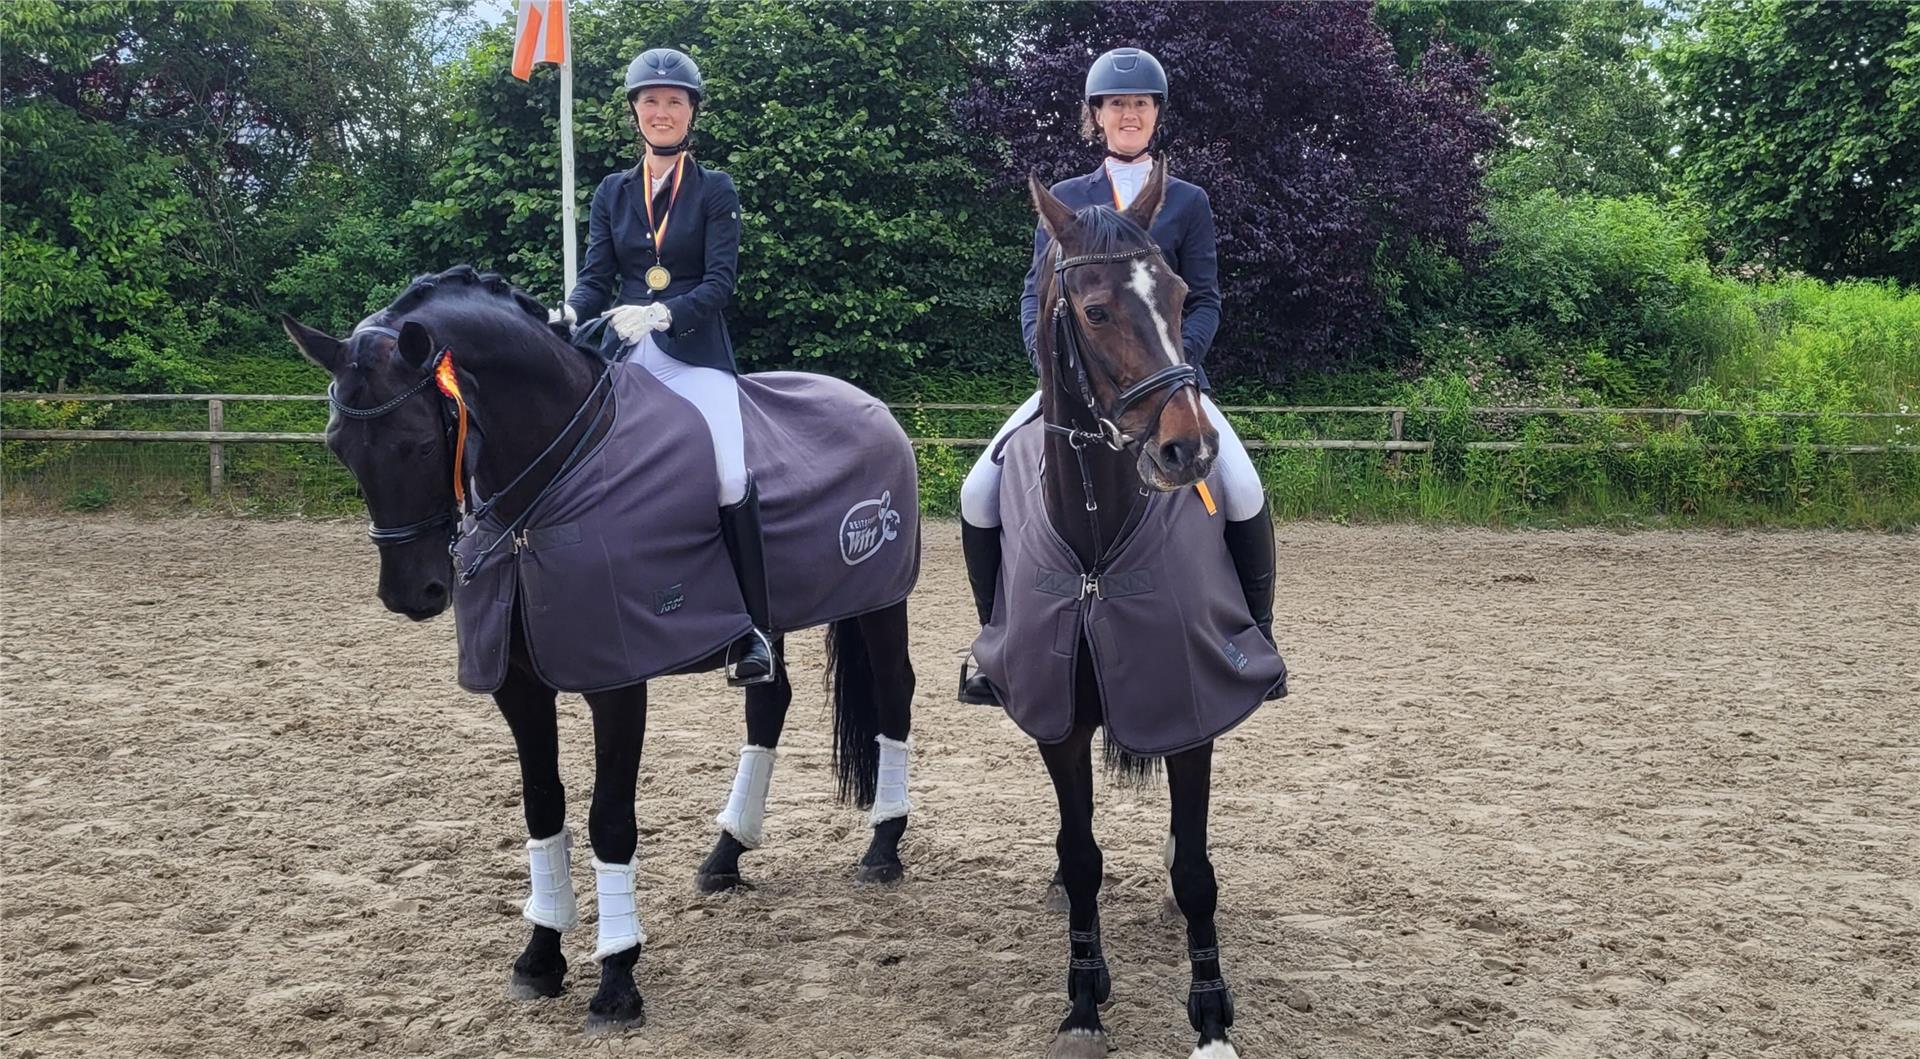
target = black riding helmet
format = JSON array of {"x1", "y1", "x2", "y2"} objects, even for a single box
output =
[
  {"x1": 1085, "y1": 47, "x2": 1167, "y2": 103},
  {"x1": 624, "y1": 47, "x2": 703, "y2": 153},
  {"x1": 1084, "y1": 48, "x2": 1167, "y2": 163}
]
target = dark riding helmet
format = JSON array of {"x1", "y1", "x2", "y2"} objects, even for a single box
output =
[
  {"x1": 624, "y1": 47, "x2": 703, "y2": 104},
  {"x1": 1085, "y1": 47, "x2": 1167, "y2": 104}
]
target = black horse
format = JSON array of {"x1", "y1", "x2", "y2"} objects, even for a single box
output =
[
  {"x1": 283, "y1": 267, "x2": 916, "y2": 1033},
  {"x1": 979, "y1": 167, "x2": 1269, "y2": 1059}
]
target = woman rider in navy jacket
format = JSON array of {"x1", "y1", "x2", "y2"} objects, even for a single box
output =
[
  {"x1": 561, "y1": 48, "x2": 774, "y2": 689},
  {"x1": 956, "y1": 48, "x2": 1278, "y2": 703}
]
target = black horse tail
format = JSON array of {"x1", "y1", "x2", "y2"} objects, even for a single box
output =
[
  {"x1": 824, "y1": 617, "x2": 880, "y2": 808},
  {"x1": 1102, "y1": 734, "x2": 1163, "y2": 788}
]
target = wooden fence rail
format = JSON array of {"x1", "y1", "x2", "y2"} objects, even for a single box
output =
[{"x1": 5, "y1": 392, "x2": 1916, "y2": 497}]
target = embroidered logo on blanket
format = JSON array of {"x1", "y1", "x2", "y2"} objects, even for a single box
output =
[
  {"x1": 655, "y1": 584, "x2": 685, "y2": 615},
  {"x1": 1223, "y1": 640, "x2": 1249, "y2": 673},
  {"x1": 839, "y1": 490, "x2": 902, "y2": 566}
]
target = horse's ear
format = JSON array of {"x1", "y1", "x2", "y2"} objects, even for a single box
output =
[
  {"x1": 1124, "y1": 160, "x2": 1168, "y2": 230},
  {"x1": 396, "y1": 320, "x2": 437, "y2": 372},
  {"x1": 281, "y1": 314, "x2": 344, "y2": 373},
  {"x1": 1029, "y1": 171, "x2": 1076, "y2": 242},
  {"x1": 511, "y1": 288, "x2": 546, "y2": 320}
]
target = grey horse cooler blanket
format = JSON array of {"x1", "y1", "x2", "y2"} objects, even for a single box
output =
[
  {"x1": 452, "y1": 363, "x2": 920, "y2": 693},
  {"x1": 969, "y1": 420, "x2": 1284, "y2": 756}
]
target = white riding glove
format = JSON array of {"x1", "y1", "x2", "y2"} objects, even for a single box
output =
[
  {"x1": 546, "y1": 303, "x2": 577, "y2": 333},
  {"x1": 645, "y1": 303, "x2": 672, "y2": 333},
  {"x1": 607, "y1": 304, "x2": 653, "y2": 343}
]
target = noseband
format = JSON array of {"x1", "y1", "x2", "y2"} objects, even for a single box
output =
[
  {"x1": 327, "y1": 323, "x2": 617, "y2": 583},
  {"x1": 1045, "y1": 245, "x2": 1198, "y2": 452},
  {"x1": 328, "y1": 325, "x2": 459, "y2": 547}
]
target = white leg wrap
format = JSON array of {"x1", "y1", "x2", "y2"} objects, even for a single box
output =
[
  {"x1": 522, "y1": 828, "x2": 578, "y2": 932},
  {"x1": 591, "y1": 857, "x2": 646, "y2": 961},
  {"x1": 713, "y1": 744, "x2": 778, "y2": 849},
  {"x1": 869, "y1": 734, "x2": 912, "y2": 826}
]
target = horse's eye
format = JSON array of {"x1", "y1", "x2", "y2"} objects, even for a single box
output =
[{"x1": 1084, "y1": 306, "x2": 1109, "y2": 324}]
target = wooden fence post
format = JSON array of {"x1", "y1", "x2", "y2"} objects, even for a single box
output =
[{"x1": 208, "y1": 399, "x2": 224, "y2": 497}]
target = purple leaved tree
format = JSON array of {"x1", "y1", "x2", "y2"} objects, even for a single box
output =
[{"x1": 961, "y1": 0, "x2": 1501, "y2": 383}]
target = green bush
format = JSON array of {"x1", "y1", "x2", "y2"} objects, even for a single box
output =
[{"x1": 1464, "y1": 191, "x2": 1718, "y2": 400}]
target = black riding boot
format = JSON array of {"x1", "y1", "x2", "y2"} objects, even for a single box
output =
[
  {"x1": 719, "y1": 475, "x2": 777, "y2": 687},
  {"x1": 1222, "y1": 501, "x2": 1288, "y2": 700},
  {"x1": 957, "y1": 520, "x2": 1002, "y2": 705}
]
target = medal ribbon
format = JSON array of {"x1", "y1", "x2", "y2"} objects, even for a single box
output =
[{"x1": 643, "y1": 152, "x2": 688, "y2": 253}]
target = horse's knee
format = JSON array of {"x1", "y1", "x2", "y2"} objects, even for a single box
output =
[
  {"x1": 1169, "y1": 850, "x2": 1218, "y2": 917},
  {"x1": 1056, "y1": 832, "x2": 1102, "y2": 882}
]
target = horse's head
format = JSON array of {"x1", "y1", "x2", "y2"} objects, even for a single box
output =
[
  {"x1": 1030, "y1": 163, "x2": 1215, "y2": 491},
  {"x1": 282, "y1": 313, "x2": 459, "y2": 620}
]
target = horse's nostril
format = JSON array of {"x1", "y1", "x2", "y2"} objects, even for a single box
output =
[
  {"x1": 424, "y1": 582, "x2": 448, "y2": 601},
  {"x1": 1161, "y1": 439, "x2": 1191, "y2": 468}
]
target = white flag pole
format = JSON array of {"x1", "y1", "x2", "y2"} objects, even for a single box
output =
[{"x1": 558, "y1": 3, "x2": 578, "y2": 300}]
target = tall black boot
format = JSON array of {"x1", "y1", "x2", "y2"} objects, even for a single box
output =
[
  {"x1": 718, "y1": 475, "x2": 777, "y2": 687},
  {"x1": 1222, "y1": 501, "x2": 1287, "y2": 701},
  {"x1": 957, "y1": 520, "x2": 1002, "y2": 705}
]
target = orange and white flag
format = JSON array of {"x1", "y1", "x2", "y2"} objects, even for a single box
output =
[{"x1": 510, "y1": 0, "x2": 568, "y2": 81}]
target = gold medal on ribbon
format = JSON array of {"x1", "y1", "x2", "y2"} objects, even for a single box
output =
[{"x1": 642, "y1": 153, "x2": 687, "y2": 293}]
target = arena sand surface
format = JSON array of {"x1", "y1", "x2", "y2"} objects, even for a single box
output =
[{"x1": 2, "y1": 515, "x2": 1917, "y2": 1059}]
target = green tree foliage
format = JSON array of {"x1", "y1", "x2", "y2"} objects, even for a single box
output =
[
  {"x1": 409, "y1": 0, "x2": 1026, "y2": 383},
  {"x1": 1465, "y1": 191, "x2": 1721, "y2": 400},
  {"x1": 1662, "y1": 0, "x2": 1920, "y2": 283},
  {"x1": 1377, "y1": 0, "x2": 1674, "y2": 198},
  {"x1": 1, "y1": 0, "x2": 479, "y2": 385}
]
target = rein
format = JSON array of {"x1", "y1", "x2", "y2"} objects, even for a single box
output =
[{"x1": 329, "y1": 324, "x2": 616, "y2": 583}]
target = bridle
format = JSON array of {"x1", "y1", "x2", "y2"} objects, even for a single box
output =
[
  {"x1": 327, "y1": 324, "x2": 616, "y2": 584},
  {"x1": 1043, "y1": 244, "x2": 1198, "y2": 454},
  {"x1": 1039, "y1": 243, "x2": 1199, "y2": 553},
  {"x1": 327, "y1": 325, "x2": 461, "y2": 548}
]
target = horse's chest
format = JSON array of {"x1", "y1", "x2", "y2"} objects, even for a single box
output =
[{"x1": 970, "y1": 424, "x2": 1282, "y2": 755}]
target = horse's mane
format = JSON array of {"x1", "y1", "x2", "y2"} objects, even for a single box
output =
[{"x1": 371, "y1": 264, "x2": 553, "y2": 331}]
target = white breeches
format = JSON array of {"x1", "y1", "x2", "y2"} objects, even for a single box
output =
[
  {"x1": 958, "y1": 390, "x2": 1265, "y2": 525},
  {"x1": 630, "y1": 334, "x2": 748, "y2": 505}
]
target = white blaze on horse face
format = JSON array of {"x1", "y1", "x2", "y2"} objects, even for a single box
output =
[
  {"x1": 1128, "y1": 258, "x2": 1181, "y2": 369},
  {"x1": 1128, "y1": 258, "x2": 1209, "y2": 453}
]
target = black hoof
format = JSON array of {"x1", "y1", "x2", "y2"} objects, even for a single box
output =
[
  {"x1": 583, "y1": 1002, "x2": 645, "y2": 1035},
  {"x1": 855, "y1": 860, "x2": 905, "y2": 885},
  {"x1": 586, "y1": 945, "x2": 644, "y2": 1035},
  {"x1": 695, "y1": 870, "x2": 751, "y2": 893},
  {"x1": 506, "y1": 968, "x2": 566, "y2": 1000}
]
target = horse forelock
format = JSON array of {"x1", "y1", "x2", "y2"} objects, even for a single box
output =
[{"x1": 1069, "y1": 204, "x2": 1151, "y2": 257}]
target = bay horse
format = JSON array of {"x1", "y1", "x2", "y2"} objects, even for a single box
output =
[
  {"x1": 281, "y1": 267, "x2": 915, "y2": 1033},
  {"x1": 982, "y1": 166, "x2": 1271, "y2": 1059}
]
